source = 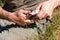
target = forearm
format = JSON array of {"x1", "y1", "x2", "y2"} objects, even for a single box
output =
[
  {"x1": 49, "y1": 0, "x2": 60, "y2": 8},
  {"x1": 0, "y1": 7, "x2": 11, "y2": 20}
]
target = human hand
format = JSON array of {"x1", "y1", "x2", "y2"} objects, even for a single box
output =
[
  {"x1": 36, "y1": 1, "x2": 56, "y2": 19},
  {"x1": 8, "y1": 9, "x2": 33, "y2": 26}
]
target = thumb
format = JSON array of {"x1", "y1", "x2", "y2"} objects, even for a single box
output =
[{"x1": 25, "y1": 19, "x2": 34, "y2": 24}]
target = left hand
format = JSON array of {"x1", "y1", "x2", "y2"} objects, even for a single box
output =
[{"x1": 8, "y1": 9, "x2": 33, "y2": 26}]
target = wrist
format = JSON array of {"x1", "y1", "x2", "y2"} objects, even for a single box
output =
[
  {"x1": 0, "y1": 7, "x2": 11, "y2": 20},
  {"x1": 2, "y1": 10, "x2": 11, "y2": 20}
]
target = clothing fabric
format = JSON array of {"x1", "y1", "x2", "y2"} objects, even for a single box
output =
[
  {"x1": 3, "y1": 0, "x2": 47, "y2": 12},
  {"x1": 0, "y1": 0, "x2": 47, "y2": 40}
]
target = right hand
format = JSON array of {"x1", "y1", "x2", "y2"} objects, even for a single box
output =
[
  {"x1": 35, "y1": 1, "x2": 55, "y2": 19},
  {"x1": 8, "y1": 9, "x2": 33, "y2": 26}
]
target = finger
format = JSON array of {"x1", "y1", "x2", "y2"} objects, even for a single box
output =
[
  {"x1": 40, "y1": 13, "x2": 47, "y2": 19},
  {"x1": 20, "y1": 9, "x2": 31, "y2": 14},
  {"x1": 24, "y1": 10, "x2": 31, "y2": 14},
  {"x1": 36, "y1": 10, "x2": 44, "y2": 19},
  {"x1": 16, "y1": 21, "x2": 26, "y2": 26},
  {"x1": 15, "y1": 19, "x2": 26, "y2": 26},
  {"x1": 37, "y1": 11, "x2": 51, "y2": 19},
  {"x1": 18, "y1": 12, "x2": 27, "y2": 20},
  {"x1": 25, "y1": 19, "x2": 34, "y2": 24},
  {"x1": 10, "y1": 13, "x2": 27, "y2": 26},
  {"x1": 23, "y1": 10, "x2": 31, "y2": 17}
]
